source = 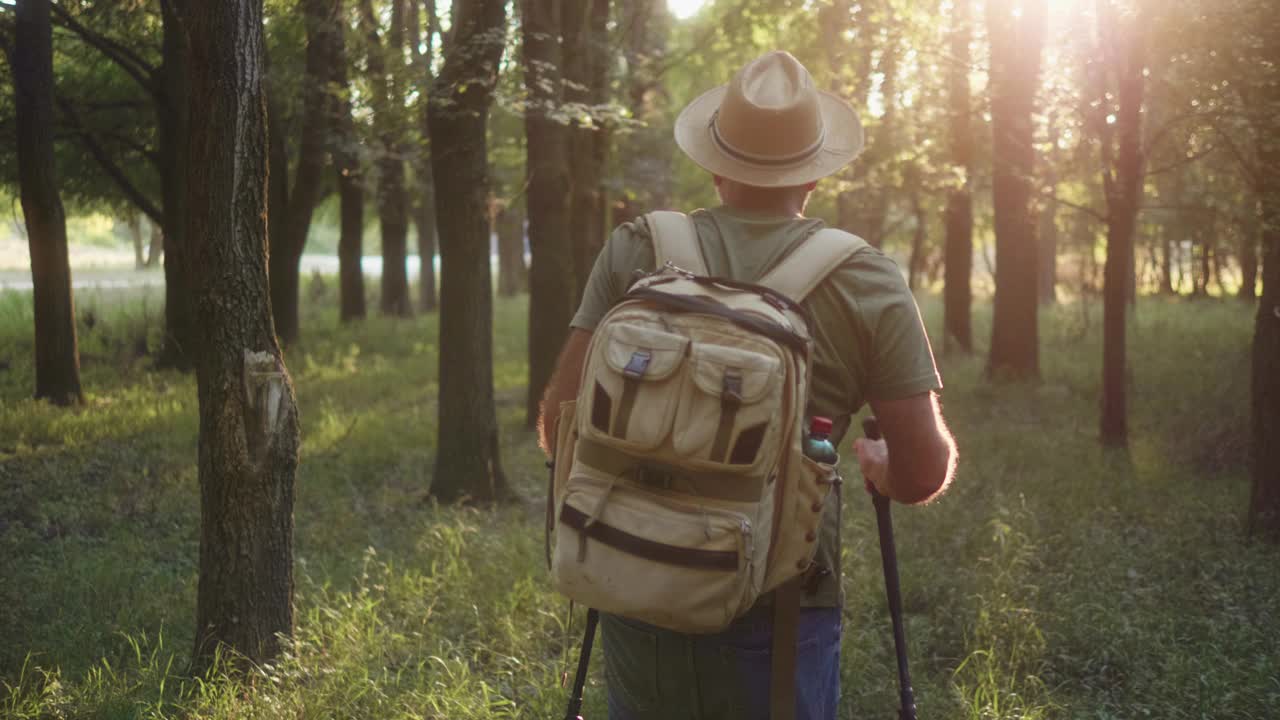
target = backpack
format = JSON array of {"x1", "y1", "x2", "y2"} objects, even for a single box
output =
[{"x1": 548, "y1": 210, "x2": 866, "y2": 637}]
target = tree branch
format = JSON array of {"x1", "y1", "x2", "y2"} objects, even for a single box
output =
[
  {"x1": 57, "y1": 96, "x2": 163, "y2": 225},
  {"x1": 1051, "y1": 194, "x2": 1109, "y2": 223},
  {"x1": 50, "y1": 1, "x2": 158, "y2": 96}
]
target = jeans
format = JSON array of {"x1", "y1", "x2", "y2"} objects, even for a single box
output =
[{"x1": 601, "y1": 606, "x2": 842, "y2": 720}]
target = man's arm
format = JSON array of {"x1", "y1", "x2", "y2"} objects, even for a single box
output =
[
  {"x1": 854, "y1": 391, "x2": 957, "y2": 505},
  {"x1": 537, "y1": 328, "x2": 594, "y2": 458}
]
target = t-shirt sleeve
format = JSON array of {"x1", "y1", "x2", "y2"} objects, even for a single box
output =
[
  {"x1": 569, "y1": 218, "x2": 657, "y2": 331},
  {"x1": 838, "y1": 249, "x2": 943, "y2": 401}
]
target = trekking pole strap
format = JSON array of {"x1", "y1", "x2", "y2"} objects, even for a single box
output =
[
  {"x1": 769, "y1": 577, "x2": 802, "y2": 720},
  {"x1": 564, "y1": 608, "x2": 599, "y2": 720}
]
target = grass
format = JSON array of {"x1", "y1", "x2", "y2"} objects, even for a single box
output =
[{"x1": 1, "y1": 277, "x2": 1275, "y2": 719}]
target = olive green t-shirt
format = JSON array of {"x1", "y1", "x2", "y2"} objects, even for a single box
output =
[{"x1": 570, "y1": 205, "x2": 942, "y2": 606}]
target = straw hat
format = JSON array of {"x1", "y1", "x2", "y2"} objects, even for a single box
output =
[{"x1": 674, "y1": 51, "x2": 864, "y2": 188}]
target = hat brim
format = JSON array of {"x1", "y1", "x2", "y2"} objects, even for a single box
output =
[{"x1": 674, "y1": 85, "x2": 865, "y2": 188}]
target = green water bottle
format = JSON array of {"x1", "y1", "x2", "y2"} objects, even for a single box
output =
[{"x1": 803, "y1": 416, "x2": 838, "y2": 464}]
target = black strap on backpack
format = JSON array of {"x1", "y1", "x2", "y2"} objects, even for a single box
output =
[{"x1": 563, "y1": 608, "x2": 599, "y2": 720}]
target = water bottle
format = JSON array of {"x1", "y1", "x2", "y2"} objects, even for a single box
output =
[{"x1": 803, "y1": 416, "x2": 838, "y2": 465}]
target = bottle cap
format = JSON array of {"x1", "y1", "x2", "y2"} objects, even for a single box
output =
[{"x1": 809, "y1": 416, "x2": 833, "y2": 435}]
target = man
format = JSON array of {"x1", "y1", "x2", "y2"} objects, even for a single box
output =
[{"x1": 540, "y1": 51, "x2": 956, "y2": 720}]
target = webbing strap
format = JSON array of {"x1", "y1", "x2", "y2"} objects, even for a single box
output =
[
  {"x1": 759, "y1": 228, "x2": 867, "y2": 302},
  {"x1": 770, "y1": 577, "x2": 803, "y2": 720},
  {"x1": 647, "y1": 211, "x2": 708, "y2": 275}
]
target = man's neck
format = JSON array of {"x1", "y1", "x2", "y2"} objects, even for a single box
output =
[{"x1": 722, "y1": 200, "x2": 806, "y2": 218}]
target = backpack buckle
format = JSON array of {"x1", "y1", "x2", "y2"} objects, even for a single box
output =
[
  {"x1": 722, "y1": 371, "x2": 744, "y2": 403},
  {"x1": 623, "y1": 350, "x2": 652, "y2": 378}
]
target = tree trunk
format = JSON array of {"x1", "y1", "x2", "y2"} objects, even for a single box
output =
[
  {"x1": 128, "y1": 213, "x2": 146, "y2": 269},
  {"x1": 269, "y1": 0, "x2": 338, "y2": 346},
  {"x1": 943, "y1": 0, "x2": 974, "y2": 353},
  {"x1": 428, "y1": 0, "x2": 509, "y2": 502},
  {"x1": 184, "y1": 0, "x2": 300, "y2": 670},
  {"x1": 156, "y1": 0, "x2": 196, "y2": 371},
  {"x1": 614, "y1": 0, "x2": 671, "y2": 221},
  {"x1": 1240, "y1": 199, "x2": 1259, "y2": 301},
  {"x1": 1160, "y1": 224, "x2": 1174, "y2": 294},
  {"x1": 1039, "y1": 120, "x2": 1060, "y2": 305},
  {"x1": 987, "y1": 0, "x2": 1046, "y2": 379},
  {"x1": 907, "y1": 182, "x2": 926, "y2": 291},
  {"x1": 564, "y1": 0, "x2": 611, "y2": 301},
  {"x1": 360, "y1": 0, "x2": 412, "y2": 317},
  {"x1": 523, "y1": 0, "x2": 578, "y2": 427},
  {"x1": 410, "y1": 0, "x2": 438, "y2": 313},
  {"x1": 497, "y1": 204, "x2": 525, "y2": 297},
  {"x1": 1099, "y1": 0, "x2": 1147, "y2": 448},
  {"x1": 1249, "y1": 183, "x2": 1280, "y2": 540},
  {"x1": 15, "y1": 0, "x2": 83, "y2": 406},
  {"x1": 333, "y1": 0, "x2": 366, "y2": 323},
  {"x1": 146, "y1": 219, "x2": 163, "y2": 268}
]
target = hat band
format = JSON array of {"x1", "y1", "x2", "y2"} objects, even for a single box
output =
[{"x1": 709, "y1": 110, "x2": 826, "y2": 167}]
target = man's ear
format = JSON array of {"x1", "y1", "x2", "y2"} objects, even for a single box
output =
[
  {"x1": 803, "y1": 180, "x2": 818, "y2": 192},
  {"x1": 713, "y1": 174, "x2": 724, "y2": 187}
]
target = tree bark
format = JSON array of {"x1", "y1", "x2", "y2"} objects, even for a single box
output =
[
  {"x1": 986, "y1": 0, "x2": 1046, "y2": 379},
  {"x1": 156, "y1": 0, "x2": 197, "y2": 371},
  {"x1": 497, "y1": 204, "x2": 526, "y2": 297},
  {"x1": 1240, "y1": 197, "x2": 1260, "y2": 301},
  {"x1": 1247, "y1": 3, "x2": 1280, "y2": 541},
  {"x1": 564, "y1": 0, "x2": 611, "y2": 301},
  {"x1": 943, "y1": 0, "x2": 974, "y2": 353},
  {"x1": 184, "y1": 0, "x2": 300, "y2": 670},
  {"x1": 409, "y1": 0, "x2": 438, "y2": 313},
  {"x1": 428, "y1": 0, "x2": 509, "y2": 502},
  {"x1": 360, "y1": 0, "x2": 412, "y2": 317},
  {"x1": 522, "y1": 0, "x2": 578, "y2": 427},
  {"x1": 1250, "y1": 182, "x2": 1280, "y2": 540},
  {"x1": 1098, "y1": 0, "x2": 1147, "y2": 448},
  {"x1": 15, "y1": 0, "x2": 83, "y2": 406},
  {"x1": 332, "y1": 0, "x2": 367, "y2": 323},
  {"x1": 269, "y1": 0, "x2": 339, "y2": 346},
  {"x1": 146, "y1": 220, "x2": 163, "y2": 268}
]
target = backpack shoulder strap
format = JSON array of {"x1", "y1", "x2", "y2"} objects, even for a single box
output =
[
  {"x1": 759, "y1": 227, "x2": 867, "y2": 302},
  {"x1": 646, "y1": 211, "x2": 708, "y2": 275}
]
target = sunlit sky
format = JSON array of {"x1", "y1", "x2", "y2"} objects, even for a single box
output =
[{"x1": 668, "y1": 0, "x2": 708, "y2": 21}]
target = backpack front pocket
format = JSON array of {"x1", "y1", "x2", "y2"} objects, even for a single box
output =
[
  {"x1": 672, "y1": 342, "x2": 783, "y2": 472},
  {"x1": 580, "y1": 320, "x2": 689, "y2": 452},
  {"x1": 552, "y1": 474, "x2": 756, "y2": 633}
]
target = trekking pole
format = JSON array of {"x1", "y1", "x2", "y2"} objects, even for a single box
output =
[
  {"x1": 563, "y1": 607, "x2": 599, "y2": 720},
  {"x1": 862, "y1": 417, "x2": 918, "y2": 720}
]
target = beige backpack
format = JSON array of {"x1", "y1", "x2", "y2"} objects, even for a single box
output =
[{"x1": 549, "y1": 210, "x2": 866, "y2": 639}]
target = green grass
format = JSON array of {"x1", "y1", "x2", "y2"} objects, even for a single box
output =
[{"x1": 1, "y1": 279, "x2": 1275, "y2": 719}]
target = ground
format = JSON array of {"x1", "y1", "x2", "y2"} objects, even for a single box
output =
[{"x1": 1, "y1": 276, "x2": 1275, "y2": 719}]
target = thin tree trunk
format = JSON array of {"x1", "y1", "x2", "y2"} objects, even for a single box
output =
[
  {"x1": 1099, "y1": 0, "x2": 1147, "y2": 448},
  {"x1": 270, "y1": 0, "x2": 338, "y2": 346},
  {"x1": 1240, "y1": 198, "x2": 1260, "y2": 301},
  {"x1": 943, "y1": 0, "x2": 974, "y2": 352},
  {"x1": 146, "y1": 219, "x2": 162, "y2": 268},
  {"x1": 409, "y1": 0, "x2": 438, "y2": 313},
  {"x1": 564, "y1": 0, "x2": 610, "y2": 301},
  {"x1": 1160, "y1": 224, "x2": 1174, "y2": 294},
  {"x1": 523, "y1": 0, "x2": 577, "y2": 427},
  {"x1": 15, "y1": 0, "x2": 83, "y2": 406},
  {"x1": 360, "y1": 0, "x2": 412, "y2": 317},
  {"x1": 1039, "y1": 119, "x2": 1060, "y2": 305},
  {"x1": 128, "y1": 213, "x2": 146, "y2": 269},
  {"x1": 185, "y1": 0, "x2": 300, "y2": 671},
  {"x1": 987, "y1": 0, "x2": 1046, "y2": 379},
  {"x1": 497, "y1": 204, "x2": 525, "y2": 297},
  {"x1": 428, "y1": 0, "x2": 509, "y2": 502},
  {"x1": 333, "y1": 0, "x2": 366, "y2": 323},
  {"x1": 156, "y1": 0, "x2": 196, "y2": 371}
]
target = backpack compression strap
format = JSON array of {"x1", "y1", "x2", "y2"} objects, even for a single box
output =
[
  {"x1": 758, "y1": 227, "x2": 867, "y2": 302},
  {"x1": 647, "y1": 211, "x2": 708, "y2": 276}
]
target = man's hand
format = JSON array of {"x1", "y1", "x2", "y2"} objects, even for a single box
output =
[{"x1": 853, "y1": 436, "x2": 891, "y2": 496}]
